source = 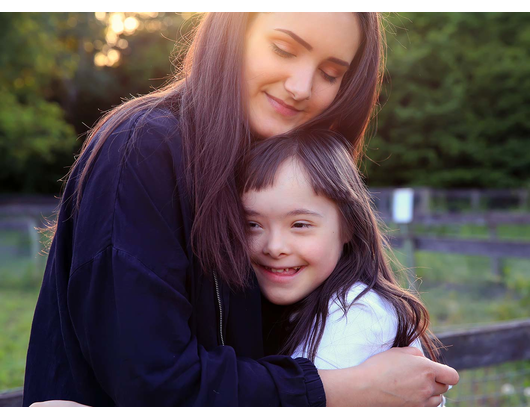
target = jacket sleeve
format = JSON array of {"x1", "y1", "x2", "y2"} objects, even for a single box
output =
[{"x1": 66, "y1": 111, "x2": 325, "y2": 406}]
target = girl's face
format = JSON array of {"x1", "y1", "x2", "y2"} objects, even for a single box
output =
[
  {"x1": 243, "y1": 13, "x2": 361, "y2": 139},
  {"x1": 242, "y1": 159, "x2": 344, "y2": 306}
]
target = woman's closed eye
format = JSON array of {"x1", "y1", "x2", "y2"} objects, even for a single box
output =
[
  {"x1": 271, "y1": 43, "x2": 338, "y2": 84},
  {"x1": 271, "y1": 43, "x2": 295, "y2": 58},
  {"x1": 320, "y1": 70, "x2": 337, "y2": 84}
]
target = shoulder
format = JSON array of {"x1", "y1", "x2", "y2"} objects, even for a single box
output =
[
  {"x1": 70, "y1": 105, "x2": 189, "y2": 272},
  {"x1": 306, "y1": 284, "x2": 399, "y2": 368},
  {"x1": 77, "y1": 104, "x2": 184, "y2": 201},
  {"x1": 101, "y1": 105, "x2": 181, "y2": 161},
  {"x1": 80, "y1": 105, "x2": 184, "y2": 188},
  {"x1": 130, "y1": 106, "x2": 181, "y2": 145},
  {"x1": 329, "y1": 284, "x2": 398, "y2": 342},
  {"x1": 330, "y1": 283, "x2": 397, "y2": 327},
  {"x1": 80, "y1": 104, "x2": 179, "y2": 161}
]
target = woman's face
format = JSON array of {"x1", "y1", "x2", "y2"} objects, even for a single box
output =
[{"x1": 243, "y1": 13, "x2": 361, "y2": 139}]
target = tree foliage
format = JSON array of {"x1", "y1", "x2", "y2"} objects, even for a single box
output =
[
  {"x1": 0, "y1": 13, "x2": 78, "y2": 193},
  {"x1": 365, "y1": 13, "x2": 530, "y2": 188},
  {"x1": 0, "y1": 13, "x2": 529, "y2": 193}
]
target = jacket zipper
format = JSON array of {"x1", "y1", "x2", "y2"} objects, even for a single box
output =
[{"x1": 213, "y1": 271, "x2": 225, "y2": 346}]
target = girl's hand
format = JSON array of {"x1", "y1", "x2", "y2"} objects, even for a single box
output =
[{"x1": 319, "y1": 346, "x2": 459, "y2": 407}]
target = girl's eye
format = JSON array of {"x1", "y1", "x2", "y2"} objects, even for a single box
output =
[
  {"x1": 320, "y1": 70, "x2": 337, "y2": 84},
  {"x1": 271, "y1": 43, "x2": 295, "y2": 58},
  {"x1": 293, "y1": 222, "x2": 311, "y2": 229},
  {"x1": 247, "y1": 221, "x2": 262, "y2": 230}
]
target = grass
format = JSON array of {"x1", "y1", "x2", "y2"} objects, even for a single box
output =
[
  {"x1": 445, "y1": 360, "x2": 530, "y2": 407},
  {"x1": 0, "y1": 288, "x2": 40, "y2": 391},
  {"x1": 388, "y1": 221, "x2": 530, "y2": 330},
  {"x1": 0, "y1": 228, "x2": 46, "y2": 391}
]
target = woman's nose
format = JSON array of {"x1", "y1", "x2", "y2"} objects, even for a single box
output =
[{"x1": 284, "y1": 66, "x2": 313, "y2": 102}]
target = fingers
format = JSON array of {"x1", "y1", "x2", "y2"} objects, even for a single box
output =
[
  {"x1": 434, "y1": 363, "x2": 460, "y2": 386},
  {"x1": 425, "y1": 394, "x2": 445, "y2": 407},
  {"x1": 393, "y1": 347, "x2": 459, "y2": 387},
  {"x1": 432, "y1": 381, "x2": 450, "y2": 395}
]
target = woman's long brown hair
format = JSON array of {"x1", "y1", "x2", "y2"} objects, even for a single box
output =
[
  {"x1": 47, "y1": 13, "x2": 384, "y2": 290},
  {"x1": 238, "y1": 129, "x2": 441, "y2": 361}
]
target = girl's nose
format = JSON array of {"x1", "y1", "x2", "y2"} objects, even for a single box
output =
[
  {"x1": 284, "y1": 66, "x2": 313, "y2": 102},
  {"x1": 262, "y1": 231, "x2": 290, "y2": 258}
]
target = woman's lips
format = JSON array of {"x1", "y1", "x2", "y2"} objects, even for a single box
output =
[{"x1": 265, "y1": 93, "x2": 301, "y2": 117}]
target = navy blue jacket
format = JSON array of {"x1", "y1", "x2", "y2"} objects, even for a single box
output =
[{"x1": 23, "y1": 107, "x2": 326, "y2": 407}]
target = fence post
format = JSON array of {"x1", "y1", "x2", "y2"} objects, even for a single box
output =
[
  {"x1": 26, "y1": 217, "x2": 39, "y2": 259},
  {"x1": 471, "y1": 189, "x2": 481, "y2": 212},
  {"x1": 417, "y1": 188, "x2": 431, "y2": 217},
  {"x1": 520, "y1": 189, "x2": 529, "y2": 212},
  {"x1": 392, "y1": 189, "x2": 417, "y2": 290},
  {"x1": 488, "y1": 222, "x2": 502, "y2": 281},
  {"x1": 401, "y1": 223, "x2": 417, "y2": 289}
]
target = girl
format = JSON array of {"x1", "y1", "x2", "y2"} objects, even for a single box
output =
[
  {"x1": 24, "y1": 13, "x2": 457, "y2": 407},
  {"x1": 238, "y1": 129, "x2": 439, "y2": 371}
]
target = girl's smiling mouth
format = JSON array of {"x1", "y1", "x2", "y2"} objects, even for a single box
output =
[{"x1": 256, "y1": 264, "x2": 306, "y2": 279}]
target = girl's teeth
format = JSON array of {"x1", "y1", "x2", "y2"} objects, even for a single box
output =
[{"x1": 269, "y1": 266, "x2": 301, "y2": 273}]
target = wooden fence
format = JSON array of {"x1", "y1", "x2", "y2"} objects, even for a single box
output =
[
  {"x1": 1, "y1": 191, "x2": 529, "y2": 406},
  {"x1": 1, "y1": 318, "x2": 529, "y2": 407}
]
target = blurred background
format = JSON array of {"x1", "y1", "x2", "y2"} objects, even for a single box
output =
[{"x1": 0, "y1": 12, "x2": 529, "y2": 406}]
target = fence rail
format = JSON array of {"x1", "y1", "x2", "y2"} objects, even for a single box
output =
[
  {"x1": 389, "y1": 236, "x2": 530, "y2": 259},
  {"x1": 0, "y1": 389, "x2": 23, "y2": 407},
  {"x1": 437, "y1": 318, "x2": 530, "y2": 371}
]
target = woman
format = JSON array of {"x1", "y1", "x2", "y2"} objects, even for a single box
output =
[{"x1": 24, "y1": 12, "x2": 458, "y2": 407}]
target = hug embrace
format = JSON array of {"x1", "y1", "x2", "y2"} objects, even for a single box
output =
[{"x1": 24, "y1": 13, "x2": 459, "y2": 407}]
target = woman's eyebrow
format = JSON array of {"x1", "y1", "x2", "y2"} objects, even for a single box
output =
[
  {"x1": 327, "y1": 57, "x2": 350, "y2": 68},
  {"x1": 274, "y1": 28, "x2": 313, "y2": 51},
  {"x1": 274, "y1": 28, "x2": 350, "y2": 68}
]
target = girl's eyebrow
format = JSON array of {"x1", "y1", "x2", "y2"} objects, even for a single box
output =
[
  {"x1": 244, "y1": 207, "x2": 323, "y2": 218},
  {"x1": 287, "y1": 209, "x2": 323, "y2": 218}
]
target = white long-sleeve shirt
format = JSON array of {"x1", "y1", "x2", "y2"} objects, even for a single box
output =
[{"x1": 291, "y1": 283, "x2": 423, "y2": 369}]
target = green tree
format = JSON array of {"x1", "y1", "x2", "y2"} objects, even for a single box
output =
[
  {"x1": 365, "y1": 13, "x2": 530, "y2": 188},
  {"x1": 0, "y1": 12, "x2": 192, "y2": 194},
  {"x1": 0, "y1": 13, "x2": 78, "y2": 193}
]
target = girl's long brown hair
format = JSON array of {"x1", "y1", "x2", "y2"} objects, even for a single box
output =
[
  {"x1": 48, "y1": 13, "x2": 384, "y2": 290},
  {"x1": 238, "y1": 129, "x2": 441, "y2": 361}
]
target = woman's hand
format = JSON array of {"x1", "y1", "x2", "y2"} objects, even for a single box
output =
[{"x1": 319, "y1": 346, "x2": 459, "y2": 407}]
